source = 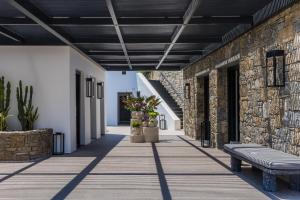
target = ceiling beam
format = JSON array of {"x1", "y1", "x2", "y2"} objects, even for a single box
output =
[
  {"x1": 74, "y1": 36, "x2": 221, "y2": 44},
  {"x1": 0, "y1": 16, "x2": 253, "y2": 26},
  {"x1": 105, "y1": 0, "x2": 132, "y2": 70},
  {"x1": 98, "y1": 60, "x2": 190, "y2": 64},
  {"x1": 156, "y1": 0, "x2": 202, "y2": 69},
  {"x1": 7, "y1": 0, "x2": 104, "y2": 70},
  {"x1": 105, "y1": 66, "x2": 181, "y2": 71},
  {"x1": 0, "y1": 26, "x2": 24, "y2": 42},
  {"x1": 88, "y1": 50, "x2": 203, "y2": 56}
]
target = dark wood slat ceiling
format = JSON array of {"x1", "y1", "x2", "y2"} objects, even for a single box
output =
[{"x1": 1, "y1": 0, "x2": 276, "y2": 71}]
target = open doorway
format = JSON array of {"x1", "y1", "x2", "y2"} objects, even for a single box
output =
[
  {"x1": 118, "y1": 92, "x2": 132, "y2": 125},
  {"x1": 75, "y1": 71, "x2": 81, "y2": 148},
  {"x1": 227, "y1": 65, "x2": 240, "y2": 143},
  {"x1": 196, "y1": 75, "x2": 210, "y2": 147}
]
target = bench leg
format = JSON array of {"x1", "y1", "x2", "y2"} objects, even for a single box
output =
[
  {"x1": 290, "y1": 175, "x2": 300, "y2": 191},
  {"x1": 263, "y1": 172, "x2": 277, "y2": 192},
  {"x1": 230, "y1": 156, "x2": 241, "y2": 172}
]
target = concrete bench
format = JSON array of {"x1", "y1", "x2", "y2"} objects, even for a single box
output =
[{"x1": 224, "y1": 143, "x2": 300, "y2": 192}]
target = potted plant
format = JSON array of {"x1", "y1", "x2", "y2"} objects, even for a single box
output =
[
  {"x1": 148, "y1": 111, "x2": 159, "y2": 127},
  {"x1": 131, "y1": 121, "x2": 142, "y2": 135},
  {"x1": 130, "y1": 121, "x2": 144, "y2": 143},
  {"x1": 123, "y1": 96, "x2": 145, "y2": 119}
]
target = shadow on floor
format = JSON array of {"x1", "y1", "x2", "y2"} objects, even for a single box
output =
[{"x1": 51, "y1": 134, "x2": 125, "y2": 200}]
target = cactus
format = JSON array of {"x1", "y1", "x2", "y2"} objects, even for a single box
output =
[
  {"x1": 16, "y1": 80, "x2": 39, "y2": 131},
  {"x1": 0, "y1": 76, "x2": 11, "y2": 131}
]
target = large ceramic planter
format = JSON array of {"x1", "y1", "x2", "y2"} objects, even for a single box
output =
[
  {"x1": 131, "y1": 111, "x2": 144, "y2": 119},
  {"x1": 131, "y1": 127, "x2": 142, "y2": 136},
  {"x1": 143, "y1": 127, "x2": 159, "y2": 143},
  {"x1": 0, "y1": 128, "x2": 53, "y2": 161}
]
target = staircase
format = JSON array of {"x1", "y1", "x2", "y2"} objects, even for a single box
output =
[{"x1": 148, "y1": 80, "x2": 183, "y2": 129}]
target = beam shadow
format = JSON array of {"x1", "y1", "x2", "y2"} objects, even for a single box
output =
[{"x1": 51, "y1": 134, "x2": 125, "y2": 200}]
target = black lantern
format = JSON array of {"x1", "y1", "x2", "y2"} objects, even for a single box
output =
[
  {"x1": 122, "y1": 70, "x2": 126, "y2": 75},
  {"x1": 86, "y1": 77, "x2": 94, "y2": 97},
  {"x1": 53, "y1": 132, "x2": 64, "y2": 155},
  {"x1": 159, "y1": 114, "x2": 166, "y2": 130},
  {"x1": 184, "y1": 83, "x2": 191, "y2": 99},
  {"x1": 97, "y1": 82, "x2": 104, "y2": 99},
  {"x1": 266, "y1": 50, "x2": 285, "y2": 87},
  {"x1": 136, "y1": 90, "x2": 141, "y2": 98}
]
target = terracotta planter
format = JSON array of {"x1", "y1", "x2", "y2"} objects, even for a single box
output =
[
  {"x1": 131, "y1": 127, "x2": 142, "y2": 136},
  {"x1": 148, "y1": 119, "x2": 158, "y2": 127},
  {"x1": 143, "y1": 127, "x2": 159, "y2": 143},
  {"x1": 131, "y1": 111, "x2": 144, "y2": 119}
]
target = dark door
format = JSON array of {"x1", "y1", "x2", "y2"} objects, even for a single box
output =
[
  {"x1": 75, "y1": 72, "x2": 81, "y2": 147},
  {"x1": 227, "y1": 66, "x2": 240, "y2": 142},
  {"x1": 203, "y1": 76, "x2": 210, "y2": 140},
  {"x1": 118, "y1": 93, "x2": 131, "y2": 125}
]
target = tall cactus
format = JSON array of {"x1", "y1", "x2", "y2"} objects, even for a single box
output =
[
  {"x1": 0, "y1": 76, "x2": 11, "y2": 131},
  {"x1": 16, "y1": 80, "x2": 39, "y2": 131}
]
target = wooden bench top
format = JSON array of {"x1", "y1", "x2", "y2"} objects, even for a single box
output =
[{"x1": 224, "y1": 144, "x2": 300, "y2": 171}]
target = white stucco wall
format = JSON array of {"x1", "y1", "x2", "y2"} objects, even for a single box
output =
[
  {"x1": 0, "y1": 46, "x2": 106, "y2": 153},
  {"x1": 105, "y1": 71, "x2": 137, "y2": 126},
  {"x1": 69, "y1": 48, "x2": 106, "y2": 151}
]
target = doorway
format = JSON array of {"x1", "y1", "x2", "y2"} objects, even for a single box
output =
[
  {"x1": 118, "y1": 92, "x2": 132, "y2": 125},
  {"x1": 90, "y1": 78, "x2": 97, "y2": 140},
  {"x1": 203, "y1": 75, "x2": 210, "y2": 140},
  {"x1": 227, "y1": 66, "x2": 240, "y2": 142},
  {"x1": 75, "y1": 71, "x2": 81, "y2": 147}
]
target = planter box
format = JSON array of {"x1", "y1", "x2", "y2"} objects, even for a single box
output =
[
  {"x1": 0, "y1": 129, "x2": 53, "y2": 161},
  {"x1": 130, "y1": 135, "x2": 145, "y2": 143},
  {"x1": 143, "y1": 127, "x2": 159, "y2": 143}
]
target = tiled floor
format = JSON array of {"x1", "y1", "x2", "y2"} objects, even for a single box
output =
[{"x1": 0, "y1": 126, "x2": 299, "y2": 199}]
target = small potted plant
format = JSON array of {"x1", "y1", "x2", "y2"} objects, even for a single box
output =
[
  {"x1": 130, "y1": 121, "x2": 144, "y2": 143},
  {"x1": 148, "y1": 111, "x2": 159, "y2": 127},
  {"x1": 131, "y1": 121, "x2": 142, "y2": 136},
  {"x1": 123, "y1": 96, "x2": 145, "y2": 119}
]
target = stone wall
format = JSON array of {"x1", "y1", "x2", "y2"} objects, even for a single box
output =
[
  {"x1": 0, "y1": 129, "x2": 53, "y2": 161},
  {"x1": 183, "y1": 1, "x2": 300, "y2": 155},
  {"x1": 148, "y1": 71, "x2": 184, "y2": 108}
]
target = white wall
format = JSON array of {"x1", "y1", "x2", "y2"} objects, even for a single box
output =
[
  {"x1": 0, "y1": 46, "x2": 106, "y2": 153},
  {"x1": 105, "y1": 71, "x2": 137, "y2": 126},
  {"x1": 69, "y1": 48, "x2": 106, "y2": 151},
  {"x1": 0, "y1": 46, "x2": 70, "y2": 141}
]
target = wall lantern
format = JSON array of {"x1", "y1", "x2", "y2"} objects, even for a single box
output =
[
  {"x1": 266, "y1": 50, "x2": 285, "y2": 87},
  {"x1": 159, "y1": 114, "x2": 166, "y2": 130},
  {"x1": 184, "y1": 83, "x2": 191, "y2": 99},
  {"x1": 86, "y1": 77, "x2": 94, "y2": 97},
  {"x1": 97, "y1": 82, "x2": 104, "y2": 99},
  {"x1": 53, "y1": 132, "x2": 64, "y2": 155}
]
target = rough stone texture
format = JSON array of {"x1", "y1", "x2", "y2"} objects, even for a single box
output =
[
  {"x1": 148, "y1": 71, "x2": 184, "y2": 108},
  {"x1": 183, "y1": 2, "x2": 300, "y2": 155},
  {"x1": 0, "y1": 129, "x2": 53, "y2": 161}
]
